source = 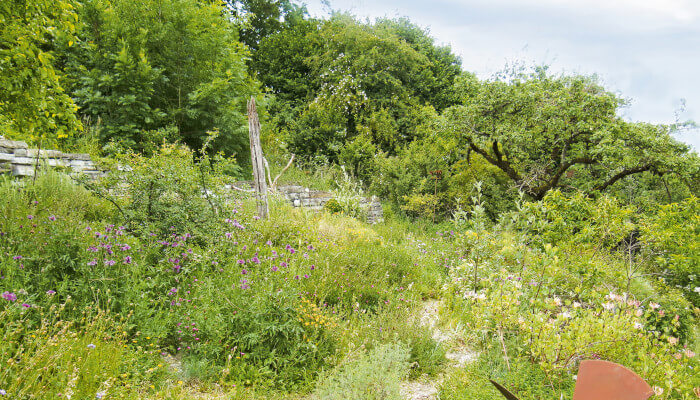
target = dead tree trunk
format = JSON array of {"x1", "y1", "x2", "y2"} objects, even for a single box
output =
[{"x1": 247, "y1": 97, "x2": 269, "y2": 219}]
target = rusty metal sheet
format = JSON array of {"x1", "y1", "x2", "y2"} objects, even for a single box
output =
[{"x1": 572, "y1": 360, "x2": 654, "y2": 400}]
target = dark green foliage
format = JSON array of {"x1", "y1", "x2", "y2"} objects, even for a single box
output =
[{"x1": 64, "y1": 0, "x2": 257, "y2": 155}]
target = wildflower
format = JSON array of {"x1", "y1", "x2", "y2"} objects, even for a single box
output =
[
  {"x1": 123, "y1": 256, "x2": 132, "y2": 264},
  {"x1": 653, "y1": 386, "x2": 664, "y2": 396},
  {"x1": 602, "y1": 302, "x2": 615, "y2": 311},
  {"x1": 241, "y1": 269, "x2": 248, "y2": 275},
  {"x1": 310, "y1": 265, "x2": 315, "y2": 270},
  {"x1": 46, "y1": 290, "x2": 56, "y2": 295},
  {"x1": 87, "y1": 343, "x2": 96, "y2": 349},
  {"x1": 271, "y1": 266, "x2": 278, "y2": 272},
  {"x1": 21, "y1": 303, "x2": 30, "y2": 308},
  {"x1": 649, "y1": 302, "x2": 660, "y2": 310},
  {"x1": 48, "y1": 215, "x2": 56, "y2": 221},
  {"x1": 87, "y1": 259, "x2": 98, "y2": 266},
  {"x1": 668, "y1": 336, "x2": 678, "y2": 345},
  {"x1": 634, "y1": 322, "x2": 643, "y2": 330},
  {"x1": 120, "y1": 244, "x2": 131, "y2": 251},
  {"x1": 1, "y1": 292, "x2": 16, "y2": 302},
  {"x1": 104, "y1": 259, "x2": 116, "y2": 266},
  {"x1": 96, "y1": 392, "x2": 105, "y2": 399},
  {"x1": 0, "y1": 389, "x2": 6, "y2": 395},
  {"x1": 27, "y1": 215, "x2": 33, "y2": 220},
  {"x1": 684, "y1": 349, "x2": 696, "y2": 358},
  {"x1": 12, "y1": 255, "x2": 22, "y2": 260}
]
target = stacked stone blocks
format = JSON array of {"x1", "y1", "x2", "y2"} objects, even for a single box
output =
[{"x1": 0, "y1": 138, "x2": 102, "y2": 179}]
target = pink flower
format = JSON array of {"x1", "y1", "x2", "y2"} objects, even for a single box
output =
[{"x1": 2, "y1": 292, "x2": 16, "y2": 302}]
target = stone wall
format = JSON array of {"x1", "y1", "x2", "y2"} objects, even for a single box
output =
[
  {"x1": 277, "y1": 184, "x2": 384, "y2": 224},
  {"x1": 0, "y1": 137, "x2": 102, "y2": 179},
  {"x1": 229, "y1": 183, "x2": 384, "y2": 224},
  {"x1": 0, "y1": 137, "x2": 383, "y2": 223}
]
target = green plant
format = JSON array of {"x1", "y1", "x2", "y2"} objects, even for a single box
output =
[{"x1": 313, "y1": 343, "x2": 410, "y2": 400}]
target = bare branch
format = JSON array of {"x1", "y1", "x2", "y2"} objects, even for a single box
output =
[{"x1": 271, "y1": 154, "x2": 295, "y2": 191}]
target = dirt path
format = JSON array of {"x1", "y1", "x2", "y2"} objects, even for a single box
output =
[{"x1": 400, "y1": 300, "x2": 478, "y2": 400}]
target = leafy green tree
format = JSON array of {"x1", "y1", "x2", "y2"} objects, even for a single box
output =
[
  {"x1": 444, "y1": 68, "x2": 697, "y2": 200},
  {"x1": 0, "y1": 0, "x2": 83, "y2": 146},
  {"x1": 227, "y1": 0, "x2": 306, "y2": 51},
  {"x1": 65, "y1": 0, "x2": 257, "y2": 155},
  {"x1": 284, "y1": 15, "x2": 462, "y2": 162}
]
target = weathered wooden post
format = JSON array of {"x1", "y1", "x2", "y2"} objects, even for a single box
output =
[{"x1": 247, "y1": 97, "x2": 269, "y2": 219}]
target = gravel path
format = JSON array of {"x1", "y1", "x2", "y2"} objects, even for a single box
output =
[{"x1": 400, "y1": 300, "x2": 478, "y2": 400}]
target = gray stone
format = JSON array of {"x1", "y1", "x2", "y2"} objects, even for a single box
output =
[
  {"x1": 0, "y1": 153, "x2": 14, "y2": 162},
  {"x1": 12, "y1": 164, "x2": 35, "y2": 176},
  {"x1": 0, "y1": 140, "x2": 28, "y2": 149}
]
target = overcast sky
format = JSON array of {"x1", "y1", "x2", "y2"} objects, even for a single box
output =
[{"x1": 304, "y1": 0, "x2": 700, "y2": 149}]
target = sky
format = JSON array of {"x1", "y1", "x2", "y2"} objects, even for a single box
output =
[{"x1": 304, "y1": 0, "x2": 700, "y2": 149}]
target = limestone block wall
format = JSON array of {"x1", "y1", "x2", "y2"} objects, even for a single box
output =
[
  {"x1": 276, "y1": 184, "x2": 384, "y2": 224},
  {"x1": 0, "y1": 137, "x2": 102, "y2": 179},
  {"x1": 229, "y1": 182, "x2": 384, "y2": 224}
]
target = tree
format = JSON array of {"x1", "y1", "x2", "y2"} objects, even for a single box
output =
[
  {"x1": 444, "y1": 68, "x2": 697, "y2": 200},
  {"x1": 0, "y1": 0, "x2": 83, "y2": 146},
  {"x1": 64, "y1": 0, "x2": 257, "y2": 155},
  {"x1": 282, "y1": 14, "x2": 461, "y2": 162}
]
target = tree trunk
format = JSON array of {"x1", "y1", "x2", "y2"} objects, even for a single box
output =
[{"x1": 247, "y1": 97, "x2": 268, "y2": 219}]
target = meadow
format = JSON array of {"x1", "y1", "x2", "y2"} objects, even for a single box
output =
[{"x1": 0, "y1": 148, "x2": 697, "y2": 399}]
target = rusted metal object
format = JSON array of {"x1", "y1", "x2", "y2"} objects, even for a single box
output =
[
  {"x1": 572, "y1": 360, "x2": 653, "y2": 400},
  {"x1": 490, "y1": 360, "x2": 654, "y2": 400}
]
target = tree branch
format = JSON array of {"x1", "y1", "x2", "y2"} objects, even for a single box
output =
[{"x1": 593, "y1": 164, "x2": 654, "y2": 192}]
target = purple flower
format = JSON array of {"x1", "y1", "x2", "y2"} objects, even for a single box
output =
[
  {"x1": 46, "y1": 290, "x2": 56, "y2": 295},
  {"x1": 266, "y1": 240, "x2": 273, "y2": 246},
  {"x1": 87, "y1": 343, "x2": 96, "y2": 349},
  {"x1": 271, "y1": 266, "x2": 278, "y2": 272},
  {"x1": 251, "y1": 256, "x2": 260, "y2": 264},
  {"x1": 87, "y1": 246, "x2": 99, "y2": 252},
  {"x1": 241, "y1": 269, "x2": 248, "y2": 275},
  {"x1": 12, "y1": 255, "x2": 22, "y2": 260},
  {"x1": 120, "y1": 244, "x2": 131, "y2": 251},
  {"x1": 48, "y1": 215, "x2": 56, "y2": 221},
  {"x1": 87, "y1": 259, "x2": 98, "y2": 266},
  {"x1": 2, "y1": 292, "x2": 16, "y2": 302},
  {"x1": 294, "y1": 275, "x2": 300, "y2": 280},
  {"x1": 104, "y1": 259, "x2": 116, "y2": 266},
  {"x1": 21, "y1": 303, "x2": 30, "y2": 308},
  {"x1": 237, "y1": 259, "x2": 245, "y2": 265},
  {"x1": 280, "y1": 261, "x2": 287, "y2": 268},
  {"x1": 173, "y1": 265, "x2": 181, "y2": 273},
  {"x1": 123, "y1": 256, "x2": 132, "y2": 264},
  {"x1": 27, "y1": 215, "x2": 33, "y2": 220},
  {"x1": 310, "y1": 265, "x2": 315, "y2": 270},
  {"x1": 0, "y1": 389, "x2": 6, "y2": 395},
  {"x1": 225, "y1": 232, "x2": 233, "y2": 238}
]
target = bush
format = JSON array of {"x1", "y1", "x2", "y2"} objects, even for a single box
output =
[{"x1": 313, "y1": 343, "x2": 409, "y2": 400}]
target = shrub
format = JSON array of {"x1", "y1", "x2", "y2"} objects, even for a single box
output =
[{"x1": 313, "y1": 343, "x2": 409, "y2": 400}]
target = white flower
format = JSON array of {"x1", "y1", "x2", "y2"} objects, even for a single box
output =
[
  {"x1": 602, "y1": 302, "x2": 615, "y2": 311},
  {"x1": 650, "y1": 302, "x2": 660, "y2": 310},
  {"x1": 634, "y1": 322, "x2": 643, "y2": 330}
]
